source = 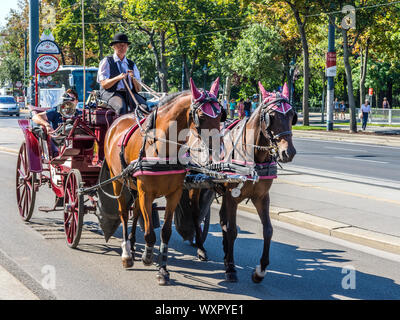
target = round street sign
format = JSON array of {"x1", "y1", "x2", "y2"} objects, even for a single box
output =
[
  {"x1": 36, "y1": 54, "x2": 60, "y2": 75},
  {"x1": 15, "y1": 81, "x2": 22, "y2": 88},
  {"x1": 35, "y1": 40, "x2": 60, "y2": 55}
]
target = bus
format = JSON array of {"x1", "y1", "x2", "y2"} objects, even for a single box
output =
[{"x1": 38, "y1": 65, "x2": 99, "y2": 109}]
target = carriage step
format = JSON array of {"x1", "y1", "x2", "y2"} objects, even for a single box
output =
[{"x1": 38, "y1": 206, "x2": 64, "y2": 212}]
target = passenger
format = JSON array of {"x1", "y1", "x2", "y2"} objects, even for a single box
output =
[
  {"x1": 32, "y1": 89, "x2": 80, "y2": 157},
  {"x1": 32, "y1": 89, "x2": 80, "y2": 132}
]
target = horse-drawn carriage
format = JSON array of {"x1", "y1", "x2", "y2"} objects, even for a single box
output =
[{"x1": 16, "y1": 78, "x2": 297, "y2": 285}]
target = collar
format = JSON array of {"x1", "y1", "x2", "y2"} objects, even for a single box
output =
[{"x1": 113, "y1": 53, "x2": 128, "y2": 64}]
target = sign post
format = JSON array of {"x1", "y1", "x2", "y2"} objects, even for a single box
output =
[
  {"x1": 326, "y1": 16, "x2": 336, "y2": 131},
  {"x1": 34, "y1": 54, "x2": 60, "y2": 106}
]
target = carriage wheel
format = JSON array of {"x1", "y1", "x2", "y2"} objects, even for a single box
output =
[
  {"x1": 16, "y1": 142, "x2": 37, "y2": 222},
  {"x1": 63, "y1": 169, "x2": 84, "y2": 249}
]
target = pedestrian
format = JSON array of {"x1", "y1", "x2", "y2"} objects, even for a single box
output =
[
  {"x1": 237, "y1": 99, "x2": 245, "y2": 120},
  {"x1": 229, "y1": 98, "x2": 236, "y2": 119},
  {"x1": 340, "y1": 100, "x2": 346, "y2": 120},
  {"x1": 244, "y1": 97, "x2": 252, "y2": 117},
  {"x1": 251, "y1": 95, "x2": 258, "y2": 113},
  {"x1": 360, "y1": 99, "x2": 371, "y2": 131},
  {"x1": 382, "y1": 97, "x2": 390, "y2": 109},
  {"x1": 97, "y1": 32, "x2": 145, "y2": 115},
  {"x1": 333, "y1": 98, "x2": 340, "y2": 120}
]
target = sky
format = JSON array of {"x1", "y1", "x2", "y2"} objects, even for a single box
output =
[{"x1": 0, "y1": 0, "x2": 20, "y2": 29}]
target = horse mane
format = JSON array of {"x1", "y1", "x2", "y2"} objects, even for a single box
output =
[{"x1": 157, "y1": 91, "x2": 190, "y2": 110}]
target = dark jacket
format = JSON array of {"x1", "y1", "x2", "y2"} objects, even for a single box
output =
[{"x1": 99, "y1": 55, "x2": 136, "y2": 103}]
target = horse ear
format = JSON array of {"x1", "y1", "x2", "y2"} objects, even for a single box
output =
[
  {"x1": 282, "y1": 82, "x2": 289, "y2": 99},
  {"x1": 190, "y1": 78, "x2": 202, "y2": 100},
  {"x1": 258, "y1": 81, "x2": 269, "y2": 101},
  {"x1": 209, "y1": 77, "x2": 220, "y2": 97}
]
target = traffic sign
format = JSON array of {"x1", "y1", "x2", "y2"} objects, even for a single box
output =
[
  {"x1": 35, "y1": 54, "x2": 60, "y2": 75},
  {"x1": 35, "y1": 40, "x2": 60, "y2": 55},
  {"x1": 369, "y1": 88, "x2": 374, "y2": 96}
]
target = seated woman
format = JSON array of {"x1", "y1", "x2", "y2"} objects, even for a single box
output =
[{"x1": 32, "y1": 89, "x2": 81, "y2": 157}]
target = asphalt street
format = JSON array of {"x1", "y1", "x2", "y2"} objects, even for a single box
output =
[
  {"x1": 290, "y1": 137, "x2": 400, "y2": 183},
  {"x1": 0, "y1": 115, "x2": 400, "y2": 300}
]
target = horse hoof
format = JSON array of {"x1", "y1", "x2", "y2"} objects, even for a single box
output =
[
  {"x1": 122, "y1": 258, "x2": 134, "y2": 269},
  {"x1": 142, "y1": 257, "x2": 153, "y2": 266},
  {"x1": 251, "y1": 271, "x2": 264, "y2": 283},
  {"x1": 157, "y1": 268, "x2": 170, "y2": 286},
  {"x1": 142, "y1": 252, "x2": 153, "y2": 266},
  {"x1": 225, "y1": 272, "x2": 238, "y2": 282},
  {"x1": 197, "y1": 249, "x2": 208, "y2": 261}
]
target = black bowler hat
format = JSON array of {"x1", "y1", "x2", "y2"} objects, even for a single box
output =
[{"x1": 109, "y1": 32, "x2": 131, "y2": 46}]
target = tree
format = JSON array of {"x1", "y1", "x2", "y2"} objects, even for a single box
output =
[{"x1": 230, "y1": 23, "x2": 284, "y2": 95}]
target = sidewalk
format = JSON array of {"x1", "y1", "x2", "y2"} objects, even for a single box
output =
[
  {"x1": 0, "y1": 265, "x2": 39, "y2": 300},
  {"x1": 227, "y1": 126, "x2": 400, "y2": 255}
]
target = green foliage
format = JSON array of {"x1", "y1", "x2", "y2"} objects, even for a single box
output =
[{"x1": 0, "y1": 0, "x2": 400, "y2": 106}]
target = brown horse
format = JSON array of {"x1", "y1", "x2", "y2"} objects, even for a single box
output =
[
  {"x1": 190, "y1": 82, "x2": 297, "y2": 282},
  {"x1": 104, "y1": 78, "x2": 222, "y2": 285}
]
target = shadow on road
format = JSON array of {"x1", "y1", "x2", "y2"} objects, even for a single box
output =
[{"x1": 75, "y1": 220, "x2": 400, "y2": 300}]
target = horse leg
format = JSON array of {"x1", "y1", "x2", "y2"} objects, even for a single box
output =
[
  {"x1": 219, "y1": 192, "x2": 238, "y2": 282},
  {"x1": 128, "y1": 198, "x2": 140, "y2": 259},
  {"x1": 189, "y1": 189, "x2": 207, "y2": 261},
  {"x1": 251, "y1": 194, "x2": 272, "y2": 283},
  {"x1": 157, "y1": 188, "x2": 183, "y2": 285},
  {"x1": 111, "y1": 180, "x2": 133, "y2": 268},
  {"x1": 137, "y1": 181, "x2": 156, "y2": 266}
]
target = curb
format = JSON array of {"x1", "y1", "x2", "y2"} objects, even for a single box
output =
[
  {"x1": 293, "y1": 130, "x2": 400, "y2": 147},
  {"x1": 212, "y1": 202, "x2": 400, "y2": 255}
]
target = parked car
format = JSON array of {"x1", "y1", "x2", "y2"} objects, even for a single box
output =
[{"x1": 0, "y1": 96, "x2": 20, "y2": 116}]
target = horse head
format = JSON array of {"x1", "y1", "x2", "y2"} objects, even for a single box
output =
[
  {"x1": 258, "y1": 81, "x2": 297, "y2": 163},
  {"x1": 188, "y1": 78, "x2": 224, "y2": 163}
]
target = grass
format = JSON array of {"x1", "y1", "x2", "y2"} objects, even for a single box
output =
[{"x1": 293, "y1": 125, "x2": 339, "y2": 131}]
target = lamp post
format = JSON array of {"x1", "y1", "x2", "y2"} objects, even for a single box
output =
[
  {"x1": 326, "y1": 12, "x2": 336, "y2": 131},
  {"x1": 202, "y1": 64, "x2": 208, "y2": 89},
  {"x1": 29, "y1": 0, "x2": 39, "y2": 106}
]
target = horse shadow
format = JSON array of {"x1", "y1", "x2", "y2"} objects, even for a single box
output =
[{"x1": 78, "y1": 219, "x2": 400, "y2": 300}]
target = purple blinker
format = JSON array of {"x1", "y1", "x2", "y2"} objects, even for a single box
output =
[{"x1": 190, "y1": 77, "x2": 221, "y2": 118}]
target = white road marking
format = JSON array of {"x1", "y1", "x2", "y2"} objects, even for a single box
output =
[
  {"x1": 334, "y1": 156, "x2": 388, "y2": 164},
  {"x1": 324, "y1": 146, "x2": 368, "y2": 153}
]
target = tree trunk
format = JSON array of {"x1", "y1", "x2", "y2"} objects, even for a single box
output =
[
  {"x1": 159, "y1": 31, "x2": 168, "y2": 93},
  {"x1": 359, "y1": 39, "x2": 369, "y2": 108},
  {"x1": 174, "y1": 23, "x2": 190, "y2": 89},
  {"x1": 342, "y1": 28, "x2": 357, "y2": 133},
  {"x1": 291, "y1": 7, "x2": 310, "y2": 126},
  {"x1": 141, "y1": 27, "x2": 169, "y2": 93},
  {"x1": 224, "y1": 76, "x2": 231, "y2": 104}
]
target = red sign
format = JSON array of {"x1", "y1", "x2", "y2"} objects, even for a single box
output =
[
  {"x1": 326, "y1": 52, "x2": 336, "y2": 68},
  {"x1": 35, "y1": 54, "x2": 60, "y2": 75},
  {"x1": 369, "y1": 88, "x2": 374, "y2": 95},
  {"x1": 326, "y1": 52, "x2": 337, "y2": 77}
]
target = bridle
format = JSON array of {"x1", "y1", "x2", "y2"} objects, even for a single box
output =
[
  {"x1": 190, "y1": 90, "x2": 222, "y2": 133},
  {"x1": 259, "y1": 94, "x2": 296, "y2": 142}
]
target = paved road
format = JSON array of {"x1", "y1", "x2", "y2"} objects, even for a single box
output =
[
  {"x1": 291, "y1": 137, "x2": 400, "y2": 183},
  {"x1": 1, "y1": 116, "x2": 400, "y2": 299}
]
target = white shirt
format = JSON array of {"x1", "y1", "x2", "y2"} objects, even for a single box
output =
[
  {"x1": 97, "y1": 53, "x2": 141, "y2": 91},
  {"x1": 361, "y1": 104, "x2": 371, "y2": 113}
]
